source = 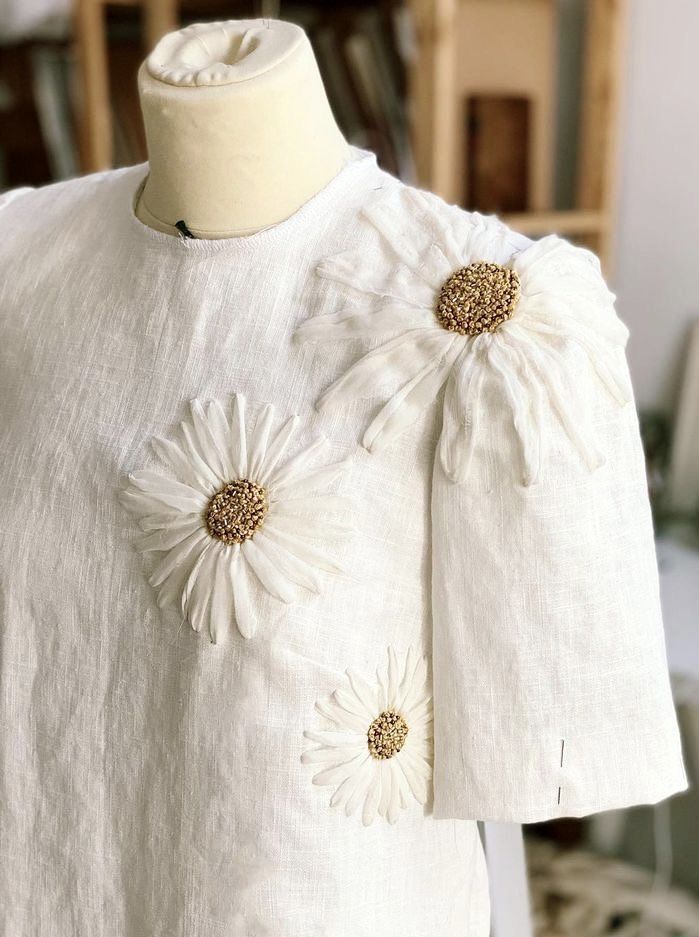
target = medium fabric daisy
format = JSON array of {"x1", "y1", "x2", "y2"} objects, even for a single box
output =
[
  {"x1": 119, "y1": 394, "x2": 354, "y2": 642},
  {"x1": 295, "y1": 188, "x2": 631, "y2": 486},
  {"x1": 301, "y1": 645, "x2": 433, "y2": 826}
]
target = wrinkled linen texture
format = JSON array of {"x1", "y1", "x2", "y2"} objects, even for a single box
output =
[{"x1": 0, "y1": 146, "x2": 686, "y2": 936}]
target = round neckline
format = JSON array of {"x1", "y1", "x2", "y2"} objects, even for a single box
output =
[{"x1": 124, "y1": 146, "x2": 377, "y2": 255}]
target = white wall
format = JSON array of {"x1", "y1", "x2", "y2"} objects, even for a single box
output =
[{"x1": 613, "y1": 0, "x2": 699, "y2": 413}]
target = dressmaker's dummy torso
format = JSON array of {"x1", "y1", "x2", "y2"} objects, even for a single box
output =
[{"x1": 135, "y1": 18, "x2": 350, "y2": 238}]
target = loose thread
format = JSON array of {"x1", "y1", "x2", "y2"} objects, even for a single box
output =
[{"x1": 557, "y1": 739, "x2": 565, "y2": 805}]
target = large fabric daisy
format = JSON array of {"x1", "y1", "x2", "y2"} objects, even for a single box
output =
[
  {"x1": 301, "y1": 645, "x2": 433, "y2": 826},
  {"x1": 295, "y1": 188, "x2": 631, "y2": 486},
  {"x1": 119, "y1": 394, "x2": 353, "y2": 643}
]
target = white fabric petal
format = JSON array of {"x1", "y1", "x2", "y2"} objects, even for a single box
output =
[
  {"x1": 181, "y1": 541, "x2": 217, "y2": 633},
  {"x1": 250, "y1": 531, "x2": 323, "y2": 593},
  {"x1": 268, "y1": 494, "x2": 350, "y2": 520},
  {"x1": 263, "y1": 513, "x2": 354, "y2": 543},
  {"x1": 255, "y1": 414, "x2": 299, "y2": 485},
  {"x1": 301, "y1": 744, "x2": 366, "y2": 766},
  {"x1": 135, "y1": 516, "x2": 203, "y2": 553},
  {"x1": 303, "y1": 729, "x2": 363, "y2": 747},
  {"x1": 230, "y1": 545, "x2": 257, "y2": 639},
  {"x1": 386, "y1": 766, "x2": 401, "y2": 824},
  {"x1": 137, "y1": 511, "x2": 195, "y2": 532},
  {"x1": 150, "y1": 435, "x2": 209, "y2": 491},
  {"x1": 190, "y1": 400, "x2": 229, "y2": 483},
  {"x1": 344, "y1": 758, "x2": 377, "y2": 818},
  {"x1": 205, "y1": 399, "x2": 234, "y2": 479},
  {"x1": 315, "y1": 697, "x2": 367, "y2": 733},
  {"x1": 179, "y1": 421, "x2": 221, "y2": 490},
  {"x1": 520, "y1": 313, "x2": 631, "y2": 406},
  {"x1": 328, "y1": 774, "x2": 358, "y2": 811},
  {"x1": 267, "y1": 435, "x2": 330, "y2": 490},
  {"x1": 148, "y1": 528, "x2": 207, "y2": 591},
  {"x1": 501, "y1": 331, "x2": 548, "y2": 479},
  {"x1": 362, "y1": 199, "x2": 443, "y2": 291},
  {"x1": 126, "y1": 471, "x2": 208, "y2": 513},
  {"x1": 462, "y1": 221, "x2": 516, "y2": 267},
  {"x1": 362, "y1": 339, "x2": 460, "y2": 452},
  {"x1": 247, "y1": 403, "x2": 276, "y2": 480},
  {"x1": 241, "y1": 536, "x2": 305, "y2": 604},
  {"x1": 524, "y1": 293, "x2": 628, "y2": 348},
  {"x1": 361, "y1": 771, "x2": 382, "y2": 826},
  {"x1": 486, "y1": 338, "x2": 541, "y2": 486},
  {"x1": 315, "y1": 750, "x2": 370, "y2": 790},
  {"x1": 261, "y1": 525, "x2": 346, "y2": 575},
  {"x1": 386, "y1": 646, "x2": 400, "y2": 705},
  {"x1": 152, "y1": 535, "x2": 208, "y2": 614},
  {"x1": 229, "y1": 393, "x2": 248, "y2": 479},
  {"x1": 208, "y1": 544, "x2": 234, "y2": 644},
  {"x1": 519, "y1": 331, "x2": 604, "y2": 471},
  {"x1": 345, "y1": 669, "x2": 378, "y2": 714},
  {"x1": 377, "y1": 761, "x2": 391, "y2": 819},
  {"x1": 438, "y1": 346, "x2": 486, "y2": 485},
  {"x1": 396, "y1": 751, "x2": 428, "y2": 805},
  {"x1": 295, "y1": 304, "x2": 435, "y2": 343},
  {"x1": 316, "y1": 330, "x2": 451, "y2": 413},
  {"x1": 271, "y1": 459, "x2": 351, "y2": 500},
  {"x1": 316, "y1": 251, "x2": 436, "y2": 309}
]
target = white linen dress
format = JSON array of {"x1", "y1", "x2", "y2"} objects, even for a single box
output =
[{"x1": 0, "y1": 146, "x2": 687, "y2": 936}]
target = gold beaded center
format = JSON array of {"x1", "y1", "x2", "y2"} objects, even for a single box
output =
[
  {"x1": 367, "y1": 709, "x2": 409, "y2": 760},
  {"x1": 436, "y1": 261, "x2": 521, "y2": 336},
  {"x1": 205, "y1": 478, "x2": 268, "y2": 545}
]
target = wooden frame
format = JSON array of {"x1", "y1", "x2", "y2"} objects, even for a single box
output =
[
  {"x1": 73, "y1": 0, "x2": 178, "y2": 173},
  {"x1": 407, "y1": 0, "x2": 628, "y2": 270}
]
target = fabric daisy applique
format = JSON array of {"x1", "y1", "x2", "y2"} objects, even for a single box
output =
[
  {"x1": 119, "y1": 394, "x2": 354, "y2": 643},
  {"x1": 295, "y1": 188, "x2": 631, "y2": 486},
  {"x1": 301, "y1": 645, "x2": 433, "y2": 826}
]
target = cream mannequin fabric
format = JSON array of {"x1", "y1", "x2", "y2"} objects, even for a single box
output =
[{"x1": 0, "y1": 146, "x2": 686, "y2": 936}]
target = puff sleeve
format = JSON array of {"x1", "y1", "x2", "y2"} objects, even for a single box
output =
[{"x1": 430, "y1": 240, "x2": 688, "y2": 823}]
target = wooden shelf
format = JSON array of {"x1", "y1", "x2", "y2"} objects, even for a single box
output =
[
  {"x1": 406, "y1": 0, "x2": 628, "y2": 272},
  {"x1": 501, "y1": 209, "x2": 609, "y2": 237}
]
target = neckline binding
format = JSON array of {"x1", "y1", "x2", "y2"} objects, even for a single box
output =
[{"x1": 125, "y1": 146, "x2": 377, "y2": 255}]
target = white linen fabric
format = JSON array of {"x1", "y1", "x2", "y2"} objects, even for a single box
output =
[
  {"x1": 0, "y1": 0, "x2": 71, "y2": 42},
  {"x1": 0, "y1": 145, "x2": 686, "y2": 936}
]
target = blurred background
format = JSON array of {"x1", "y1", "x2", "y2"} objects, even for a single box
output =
[{"x1": 1, "y1": 1, "x2": 697, "y2": 934}]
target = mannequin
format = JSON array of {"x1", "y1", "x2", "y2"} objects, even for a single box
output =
[{"x1": 135, "y1": 19, "x2": 350, "y2": 238}]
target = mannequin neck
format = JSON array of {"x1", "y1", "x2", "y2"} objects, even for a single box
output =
[{"x1": 135, "y1": 19, "x2": 349, "y2": 238}]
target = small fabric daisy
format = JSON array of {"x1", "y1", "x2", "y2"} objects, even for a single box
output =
[
  {"x1": 119, "y1": 394, "x2": 354, "y2": 642},
  {"x1": 301, "y1": 645, "x2": 433, "y2": 826},
  {"x1": 295, "y1": 187, "x2": 631, "y2": 486}
]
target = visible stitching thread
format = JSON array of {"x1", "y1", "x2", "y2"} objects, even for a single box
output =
[{"x1": 557, "y1": 739, "x2": 565, "y2": 805}]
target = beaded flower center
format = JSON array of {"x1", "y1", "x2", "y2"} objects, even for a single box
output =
[
  {"x1": 205, "y1": 478, "x2": 268, "y2": 545},
  {"x1": 436, "y1": 261, "x2": 521, "y2": 336},
  {"x1": 367, "y1": 709, "x2": 409, "y2": 760}
]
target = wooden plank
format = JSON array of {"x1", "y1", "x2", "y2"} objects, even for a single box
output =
[
  {"x1": 576, "y1": 0, "x2": 628, "y2": 268},
  {"x1": 502, "y1": 209, "x2": 607, "y2": 236},
  {"x1": 143, "y1": 0, "x2": 179, "y2": 53},
  {"x1": 406, "y1": 0, "x2": 459, "y2": 198},
  {"x1": 73, "y1": 0, "x2": 112, "y2": 172}
]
